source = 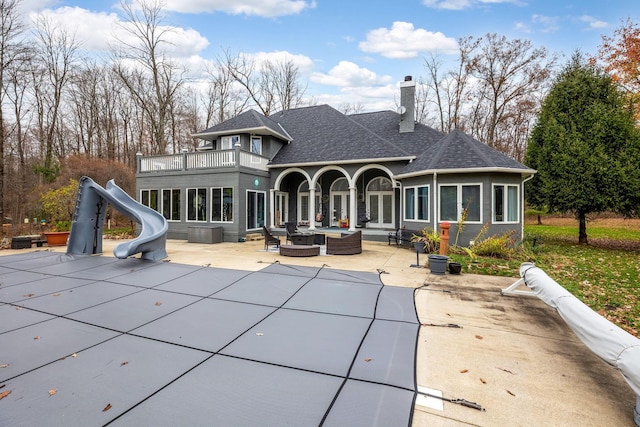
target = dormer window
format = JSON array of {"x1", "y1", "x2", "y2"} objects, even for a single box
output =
[{"x1": 220, "y1": 135, "x2": 239, "y2": 150}]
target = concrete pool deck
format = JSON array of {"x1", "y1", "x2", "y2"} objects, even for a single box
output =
[{"x1": 1, "y1": 237, "x2": 637, "y2": 426}]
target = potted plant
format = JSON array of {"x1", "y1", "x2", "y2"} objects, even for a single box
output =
[
  {"x1": 40, "y1": 179, "x2": 78, "y2": 246},
  {"x1": 410, "y1": 227, "x2": 439, "y2": 253}
]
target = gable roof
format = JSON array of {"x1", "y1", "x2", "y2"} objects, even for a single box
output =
[
  {"x1": 267, "y1": 105, "x2": 414, "y2": 166},
  {"x1": 192, "y1": 110, "x2": 291, "y2": 143},
  {"x1": 397, "y1": 129, "x2": 535, "y2": 177}
]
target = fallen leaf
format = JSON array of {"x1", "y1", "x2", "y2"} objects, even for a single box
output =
[
  {"x1": 507, "y1": 390, "x2": 516, "y2": 396},
  {"x1": 48, "y1": 389, "x2": 58, "y2": 396},
  {"x1": 255, "y1": 332, "x2": 264, "y2": 336},
  {"x1": 364, "y1": 358, "x2": 372, "y2": 362},
  {"x1": 480, "y1": 378, "x2": 487, "y2": 384},
  {"x1": 154, "y1": 301, "x2": 162, "y2": 306},
  {"x1": 53, "y1": 293, "x2": 60, "y2": 297},
  {"x1": 496, "y1": 367, "x2": 515, "y2": 375},
  {"x1": 23, "y1": 293, "x2": 35, "y2": 298},
  {"x1": 34, "y1": 336, "x2": 41, "y2": 340},
  {"x1": 460, "y1": 369, "x2": 469, "y2": 373},
  {"x1": 120, "y1": 361, "x2": 128, "y2": 367},
  {"x1": 15, "y1": 306, "x2": 22, "y2": 310},
  {"x1": 0, "y1": 364, "x2": 8, "y2": 368},
  {"x1": 0, "y1": 390, "x2": 11, "y2": 400},
  {"x1": 71, "y1": 353, "x2": 77, "y2": 358},
  {"x1": 475, "y1": 335, "x2": 483, "y2": 340},
  {"x1": 102, "y1": 403, "x2": 112, "y2": 412}
]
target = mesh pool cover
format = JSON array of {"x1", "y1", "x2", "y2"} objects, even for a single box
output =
[{"x1": 0, "y1": 252, "x2": 419, "y2": 426}]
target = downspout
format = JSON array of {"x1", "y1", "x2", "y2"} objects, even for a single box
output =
[
  {"x1": 521, "y1": 173, "x2": 534, "y2": 242},
  {"x1": 433, "y1": 172, "x2": 438, "y2": 228}
]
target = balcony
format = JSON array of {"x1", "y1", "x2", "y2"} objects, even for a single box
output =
[{"x1": 137, "y1": 149, "x2": 269, "y2": 173}]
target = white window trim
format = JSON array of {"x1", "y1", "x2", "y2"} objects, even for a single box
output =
[
  {"x1": 437, "y1": 183, "x2": 483, "y2": 224},
  {"x1": 186, "y1": 187, "x2": 208, "y2": 223},
  {"x1": 492, "y1": 183, "x2": 519, "y2": 224},
  {"x1": 210, "y1": 186, "x2": 234, "y2": 223},
  {"x1": 403, "y1": 185, "x2": 430, "y2": 222},
  {"x1": 220, "y1": 135, "x2": 240, "y2": 150},
  {"x1": 250, "y1": 135, "x2": 262, "y2": 155},
  {"x1": 140, "y1": 189, "x2": 160, "y2": 213},
  {"x1": 246, "y1": 189, "x2": 266, "y2": 231},
  {"x1": 161, "y1": 188, "x2": 181, "y2": 222}
]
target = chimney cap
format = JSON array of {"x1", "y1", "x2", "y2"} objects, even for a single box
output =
[{"x1": 404, "y1": 75, "x2": 412, "y2": 82}]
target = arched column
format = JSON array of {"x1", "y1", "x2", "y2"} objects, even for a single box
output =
[
  {"x1": 348, "y1": 186, "x2": 357, "y2": 232},
  {"x1": 308, "y1": 188, "x2": 316, "y2": 231},
  {"x1": 269, "y1": 189, "x2": 275, "y2": 229}
]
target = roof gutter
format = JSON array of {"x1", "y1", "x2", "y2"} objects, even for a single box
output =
[
  {"x1": 267, "y1": 156, "x2": 416, "y2": 169},
  {"x1": 394, "y1": 166, "x2": 537, "y2": 179},
  {"x1": 191, "y1": 126, "x2": 291, "y2": 142}
]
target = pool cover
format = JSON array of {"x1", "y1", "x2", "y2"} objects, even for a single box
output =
[{"x1": 0, "y1": 252, "x2": 419, "y2": 426}]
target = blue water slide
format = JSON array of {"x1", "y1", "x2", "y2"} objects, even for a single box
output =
[{"x1": 66, "y1": 176, "x2": 168, "y2": 261}]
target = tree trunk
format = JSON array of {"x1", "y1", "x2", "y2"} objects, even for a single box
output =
[{"x1": 578, "y1": 211, "x2": 588, "y2": 244}]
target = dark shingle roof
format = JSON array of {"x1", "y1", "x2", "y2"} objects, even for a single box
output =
[
  {"x1": 192, "y1": 110, "x2": 290, "y2": 142},
  {"x1": 399, "y1": 129, "x2": 533, "y2": 175},
  {"x1": 267, "y1": 105, "x2": 413, "y2": 166}
]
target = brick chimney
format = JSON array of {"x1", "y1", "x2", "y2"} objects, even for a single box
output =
[{"x1": 399, "y1": 75, "x2": 415, "y2": 133}]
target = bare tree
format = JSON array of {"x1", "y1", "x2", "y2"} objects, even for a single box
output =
[
  {"x1": 467, "y1": 33, "x2": 557, "y2": 150},
  {"x1": 31, "y1": 14, "x2": 80, "y2": 181},
  {"x1": 0, "y1": 0, "x2": 28, "y2": 217},
  {"x1": 340, "y1": 103, "x2": 365, "y2": 115},
  {"x1": 204, "y1": 59, "x2": 249, "y2": 127},
  {"x1": 111, "y1": 0, "x2": 186, "y2": 154},
  {"x1": 222, "y1": 50, "x2": 306, "y2": 115}
]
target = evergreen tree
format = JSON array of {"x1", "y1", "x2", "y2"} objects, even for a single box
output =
[{"x1": 525, "y1": 53, "x2": 640, "y2": 243}]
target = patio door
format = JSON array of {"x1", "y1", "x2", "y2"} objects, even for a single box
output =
[
  {"x1": 247, "y1": 190, "x2": 265, "y2": 231},
  {"x1": 275, "y1": 192, "x2": 288, "y2": 227},
  {"x1": 367, "y1": 177, "x2": 394, "y2": 228},
  {"x1": 330, "y1": 177, "x2": 351, "y2": 227}
]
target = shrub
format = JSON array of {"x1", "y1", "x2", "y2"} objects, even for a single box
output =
[
  {"x1": 410, "y1": 227, "x2": 440, "y2": 253},
  {"x1": 39, "y1": 179, "x2": 79, "y2": 226}
]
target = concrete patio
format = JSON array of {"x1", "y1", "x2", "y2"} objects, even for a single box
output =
[{"x1": 0, "y1": 237, "x2": 637, "y2": 426}]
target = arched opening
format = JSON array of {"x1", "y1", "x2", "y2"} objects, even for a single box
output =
[
  {"x1": 297, "y1": 180, "x2": 322, "y2": 226},
  {"x1": 330, "y1": 177, "x2": 350, "y2": 228},
  {"x1": 366, "y1": 176, "x2": 394, "y2": 228}
]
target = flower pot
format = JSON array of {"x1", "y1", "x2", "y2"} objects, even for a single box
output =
[
  {"x1": 413, "y1": 242, "x2": 425, "y2": 253},
  {"x1": 44, "y1": 231, "x2": 70, "y2": 246},
  {"x1": 448, "y1": 262, "x2": 462, "y2": 275},
  {"x1": 428, "y1": 255, "x2": 448, "y2": 275}
]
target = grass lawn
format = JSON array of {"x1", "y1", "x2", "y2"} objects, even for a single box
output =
[{"x1": 447, "y1": 216, "x2": 640, "y2": 337}]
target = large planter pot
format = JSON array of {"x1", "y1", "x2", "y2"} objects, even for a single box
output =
[
  {"x1": 44, "y1": 231, "x2": 70, "y2": 246},
  {"x1": 428, "y1": 255, "x2": 449, "y2": 275}
]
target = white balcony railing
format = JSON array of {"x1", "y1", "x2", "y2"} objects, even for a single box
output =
[{"x1": 138, "y1": 150, "x2": 269, "y2": 173}]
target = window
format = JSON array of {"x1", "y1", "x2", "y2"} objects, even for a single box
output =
[
  {"x1": 404, "y1": 185, "x2": 429, "y2": 221},
  {"x1": 493, "y1": 184, "x2": 519, "y2": 223},
  {"x1": 211, "y1": 187, "x2": 233, "y2": 222},
  {"x1": 247, "y1": 190, "x2": 266, "y2": 230},
  {"x1": 220, "y1": 135, "x2": 239, "y2": 150},
  {"x1": 140, "y1": 189, "x2": 159, "y2": 212},
  {"x1": 187, "y1": 188, "x2": 207, "y2": 221},
  {"x1": 162, "y1": 189, "x2": 181, "y2": 221},
  {"x1": 439, "y1": 184, "x2": 481, "y2": 223},
  {"x1": 250, "y1": 136, "x2": 262, "y2": 155}
]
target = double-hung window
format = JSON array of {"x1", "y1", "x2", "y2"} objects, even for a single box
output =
[
  {"x1": 187, "y1": 188, "x2": 207, "y2": 221},
  {"x1": 140, "y1": 189, "x2": 159, "y2": 212},
  {"x1": 162, "y1": 189, "x2": 181, "y2": 221},
  {"x1": 439, "y1": 184, "x2": 481, "y2": 223},
  {"x1": 404, "y1": 186, "x2": 429, "y2": 221},
  {"x1": 493, "y1": 184, "x2": 518, "y2": 223},
  {"x1": 211, "y1": 187, "x2": 233, "y2": 222},
  {"x1": 220, "y1": 135, "x2": 239, "y2": 150}
]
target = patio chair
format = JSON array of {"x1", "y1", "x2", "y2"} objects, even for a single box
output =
[
  {"x1": 285, "y1": 221, "x2": 299, "y2": 244},
  {"x1": 326, "y1": 230, "x2": 362, "y2": 255},
  {"x1": 262, "y1": 226, "x2": 280, "y2": 250}
]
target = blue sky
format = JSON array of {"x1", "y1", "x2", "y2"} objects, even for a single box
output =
[{"x1": 21, "y1": 0, "x2": 640, "y2": 111}]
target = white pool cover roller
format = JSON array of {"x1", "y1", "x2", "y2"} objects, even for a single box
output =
[{"x1": 520, "y1": 262, "x2": 640, "y2": 425}]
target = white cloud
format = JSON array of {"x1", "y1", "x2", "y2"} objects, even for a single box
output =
[
  {"x1": 163, "y1": 0, "x2": 316, "y2": 17},
  {"x1": 513, "y1": 21, "x2": 531, "y2": 33},
  {"x1": 242, "y1": 50, "x2": 315, "y2": 74},
  {"x1": 580, "y1": 15, "x2": 608, "y2": 30},
  {"x1": 29, "y1": 6, "x2": 209, "y2": 59},
  {"x1": 359, "y1": 21, "x2": 458, "y2": 59},
  {"x1": 422, "y1": 0, "x2": 524, "y2": 10},
  {"x1": 532, "y1": 14, "x2": 559, "y2": 33},
  {"x1": 310, "y1": 61, "x2": 392, "y2": 87}
]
